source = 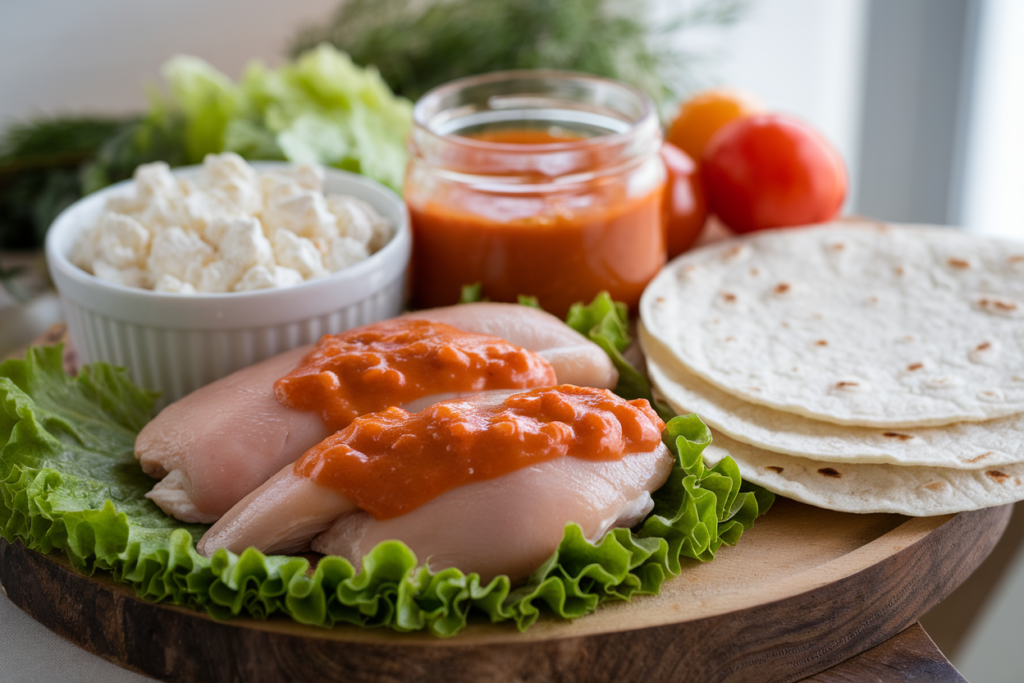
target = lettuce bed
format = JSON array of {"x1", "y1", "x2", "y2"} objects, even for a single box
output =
[{"x1": 0, "y1": 313, "x2": 772, "y2": 638}]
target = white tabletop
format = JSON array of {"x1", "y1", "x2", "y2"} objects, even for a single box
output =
[{"x1": 0, "y1": 587, "x2": 156, "y2": 683}]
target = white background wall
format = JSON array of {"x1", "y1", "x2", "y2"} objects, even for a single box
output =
[
  {"x1": 958, "y1": 0, "x2": 1024, "y2": 241},
  {"x1": 0, "y1": 0, "x2": 337, "y2": 123}
]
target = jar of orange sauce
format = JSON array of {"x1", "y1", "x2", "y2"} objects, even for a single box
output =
[{"x1": 405, "y1": 71, "x2": 666, "y2": 317}]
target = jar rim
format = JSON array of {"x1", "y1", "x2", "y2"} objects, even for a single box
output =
[{"x1": 412, "y1": 69, "x2": 658, "y2": 153}]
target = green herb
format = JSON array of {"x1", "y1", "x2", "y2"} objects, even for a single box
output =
[
  {"x1": 457, "y1": 282, "x2": 486, "y2": 303},
  {"x1": 0, "y1": 116, "x2": 138, "y2": 249},
  {"x1": 0, "y1": 344, "x2": 770, "y2": 637},
  {"x1": 293, "y1": 0, "x2": 749, "y2": 112},
  {"x1": 516, "y1": 294, "x2": 542, "y2": 309}
]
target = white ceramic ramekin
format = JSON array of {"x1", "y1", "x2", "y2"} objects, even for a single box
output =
[{"x1": 46, "y1": 163, "x2": 410, "y2": 406}]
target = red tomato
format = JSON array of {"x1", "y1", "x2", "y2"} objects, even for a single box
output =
[
  {"x1": 701, "y1": 114, "x2": 846, "y2": 233},
  {"x1": 659, "y1": 142, "x2": 708, "y2": 258}
]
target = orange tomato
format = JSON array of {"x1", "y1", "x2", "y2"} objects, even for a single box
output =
[
  {"x1": 666, "y1": 88, "x2": 765, "y2": 163},
  {"x1": 659, "y1": 142, "x2": 707, "y2": 258}
]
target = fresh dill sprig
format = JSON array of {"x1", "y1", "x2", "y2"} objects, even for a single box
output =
[
  {"x1": 0, "y1": 116, "x2": 138, "y2": 250},
  {"x1": 291, "y1": 0, "x2": 749, "y2": 114}
]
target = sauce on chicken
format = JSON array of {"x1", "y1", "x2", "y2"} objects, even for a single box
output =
[
  {"x1": 274, "y1": 319, "x2": 557, "y2": 432},
  {"x1": 293, "y1": 385, "x2": 665, "y2": 519}
]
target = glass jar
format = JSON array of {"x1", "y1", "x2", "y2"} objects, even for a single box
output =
[{"x1": 405, "y1": 71, "x2": 666, "y2": 317}]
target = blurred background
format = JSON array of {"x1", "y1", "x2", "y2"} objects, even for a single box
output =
[{"x1": 0, "y1": 0, "x2": 1022, "y2": 679}]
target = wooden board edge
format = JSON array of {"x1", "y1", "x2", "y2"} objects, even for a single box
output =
[
  {"x1": 0, "y1": 509, "x2": 954, "y2": 647},
  {"x1": 801, "y1": 622, "x2": 966, "y2": 683},
  {"x1": 0, "y1": 504, "x2": 1009, "y2": 682}
]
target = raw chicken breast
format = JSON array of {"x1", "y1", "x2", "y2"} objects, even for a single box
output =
[
  {"x1": 137, "y1": 303, "x2": 618, "y2": 523},
  {"x1": 198, "y1": 390, "x2": 674, "y2": 582},
  {"x1": 312, "y1": 454, "x2": 673, "y2": 581},
  {"x1": 402, "y1": 303, "x2": 617, "y2": 389},
  {"x1": 136, "y1": 346, "x2": 330, "y2": 524}
]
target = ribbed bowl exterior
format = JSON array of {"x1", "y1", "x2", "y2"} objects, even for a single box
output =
[
  {"x1": 46, "y1": 163, "x2": 410, "y2": 407},
  {"x1": 59, "y1": 275, "x2": 405, "y2": 406}
]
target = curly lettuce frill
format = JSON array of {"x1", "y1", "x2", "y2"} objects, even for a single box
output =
[
  {"x1": 0, "y1": 346, "x2": 773, "y2": 637},
  {"x1": 565, "y1": 292, "x2": 677, "y2": 421}
]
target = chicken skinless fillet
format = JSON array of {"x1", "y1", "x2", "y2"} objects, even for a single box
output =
[
  {"x1": 198, "y1": 390, "x2": 673, "y2": 582},
  {"x1": 136, "y1": 303, "x2": 618, "y2": 523}
]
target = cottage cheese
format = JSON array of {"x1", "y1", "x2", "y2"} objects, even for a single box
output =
[{"x1": 71, "y1": 154, "x2": 392, "y2": 293}]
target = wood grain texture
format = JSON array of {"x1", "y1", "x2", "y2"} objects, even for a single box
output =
[
  {"x1": 802, "y1": 623, "x2": 966, "y2": 683},
  {"x1": 0, "y1": 500, "x2": 1009, "y2": 683}
]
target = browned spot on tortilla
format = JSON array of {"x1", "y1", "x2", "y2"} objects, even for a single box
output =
[
  {"x1": 924, "y1": 482, "x2": 947, "y2": 491},
  {"x1": 813, "y1": 313, "x2": 823, "y2": 319},
  {"x1": 965, "y1": 452, "x2": 994, "y2": 464},
  {"x1": 656, "y1": 296, "x2": 666, "y2": 304},
  {"x1": 683, "y1": 264, "x2": 696, "y2": 273},
  {"x1": 948, "y1": 257, "x2": 970, "y2": 269},
  {"x1": 750, "y1": 268, "x2": 759, "y2": 275},
  {"x1": 781, "y1": 321, "x2": 790, "y2": 328},
  {"x1": 883, "y1": 432, "x2": 913, "y2": 441},
  {"x1": 774, "y1": 283, "x2": 790, "y2": 294},
  {"x1": 987, "y1": 470, "x2": 1011, "y2": 483},
  {"x1": 815, "y1": 340, "x2": 828, "y2": 346},
  {"x1": 747, "y1": 386, "x2": 762, "y2": 393},
  {"x1": 894, "y1": 267, "x2": 904, "y2": 275},
  {"x1": 830, "y1": 243, "x2": 845, "y2": 251},
  {"x1": 869, "y1": 296, "x2": 878, "y2": 303},
  {"x1": 767, "y1": 466, "x2": 784, "y2": 473},
  {"x1": 836, "y1": 381, "x2": 859, "y2": 388},
  {"x1": 907, "y1": 363, "x2": 924, "y2": 371},
  {"x1": 818, "y1": 468, "x2": 842, "y2": 478},
  {"x1": 724, "y1": 336, "x2": 735, "y2": 342},
  {"x1": 1009, "y1": 255, "x2": 1024, "y2": 263},
  {"x1": 725, "y1": 245, "x2": 743, "y2": 258},
  {"x1": 722, "y1": 292, "x2": 736, "y2": 303},
  {"x1": 979, "y1": 298, "x2": 1018, "y2": 312},
  {"x1": 983, "y1": 391, "x2": 996, "y2": 397},
  {"x1": 976, "y1": 341, "x2": 992, "y2": 351},
  {"x1": 903, "y1": 335, "x2": 915, "y2": 341}
]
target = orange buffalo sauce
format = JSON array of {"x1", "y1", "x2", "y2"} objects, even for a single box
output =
[
  {"x1": 405, "y1": 128, "x2": 666, "y2": 318},
  {"x1": 274, "y1": 319, "x2": 556, "y2": 432},
  {"x1": 293, "y1": 385, "x2": 665, "y2": 520}
]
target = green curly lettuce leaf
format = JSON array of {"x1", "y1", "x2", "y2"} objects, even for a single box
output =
[
  {"x1": 455, "y1": 282, "x2": 539, "y2": 309},
  {"x1": 130, "y1": 44, "x2": 413, "y2": 192},
  {"x1": 457, "y1": 281, "x2": 485, "y2": 304},
  {"x1": 566, "y1": 292, "x2": 676, "y2": 421},
  {"x1": 0, "y1": 346, "x2": 771, "y2": 637}
]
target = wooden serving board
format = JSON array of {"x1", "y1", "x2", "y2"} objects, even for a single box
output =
[{"x1": 0, "y1": 499, "x2": 1009, "y2": 683}]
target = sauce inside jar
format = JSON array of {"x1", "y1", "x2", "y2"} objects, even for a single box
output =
[
  {"x1": 293, "y1": 385, "x2": 665, "y2": 519},
  {"x1": 406, "y1": 73, "x2": 667, "y2": 318},
  {"x1": 274, "y1": 319, "x2": 556, "y2": 432}
]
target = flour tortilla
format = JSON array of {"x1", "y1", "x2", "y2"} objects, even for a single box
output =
[
  {"x1": 640, "y1": 222, "x2": 1024, "y2": 428},
  {"x1": 640, "y1": 324, "x2": 1024, "y2": 469},
  {"x1": 704, "y1": 430, "x2": 1024, "y2": 516}
]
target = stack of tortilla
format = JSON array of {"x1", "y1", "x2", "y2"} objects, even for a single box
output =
[{"x1": 639, "y1": 221, "x2": 1024, "y2": 516}]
